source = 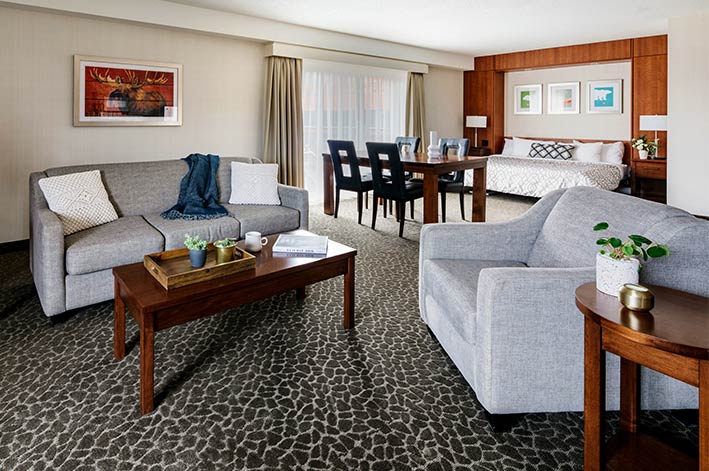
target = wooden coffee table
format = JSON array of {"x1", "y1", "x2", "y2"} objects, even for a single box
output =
[
  {"x1": 576, "y1": 282, "x2": 709, "y2": 471},
  {"x1": 113, "y1": 230, "x2": 357, "y2": 415}
]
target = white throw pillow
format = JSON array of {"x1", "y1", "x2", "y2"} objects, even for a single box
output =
[
  {"x1": 572, "y1": 141, "x2": 603, "y2": 162},
  {"x1": 513, "y1": 137, "x2": 556, "y2": 157},
  {"x1": 501, "y1": 138, "x2": 515, "y2": 156},
  {"x1": 600, "y1": 141, "x2": 625, "y2": 165},
  {"x1": 38, "y1": 170, "x2": 118, "y2": 236},
  {"x1": 229, "y1": 162, "x2": 281, "y2": 205}
]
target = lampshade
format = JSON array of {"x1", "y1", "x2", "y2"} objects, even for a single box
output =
[
  {"x1": 466, "y1": 115, "x2": 487, "y2": 128},
  {"x1": 639, "y1": 115, "x2": 667, "y2": 131}
]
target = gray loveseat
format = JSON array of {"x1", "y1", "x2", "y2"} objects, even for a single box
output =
[
  {"x1": 420, "y1": 186, "x2": 708, "y2": 415},
  {"x1": 30, "y1": 157, "x2": 309, "y2": 318}
]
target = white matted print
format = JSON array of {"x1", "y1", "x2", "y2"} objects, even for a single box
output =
[
  {"x1": 548, "y1": 82, "x2": 580, "y2": 114},
  {"x1": 514, "y1": 84, "x2": 542, "y2": 115},
  {"x1": 587, "y1": 79, "x2": 622, "y2": 114}
]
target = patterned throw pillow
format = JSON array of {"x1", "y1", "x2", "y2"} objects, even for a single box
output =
[
  {"x1": 229, "y1": 162, "x2": 282, "y2": 205},
  {"x1": 529, "y1": 142, "x2": 574, "y2": 160},
  {"x1": 38, "y1": 170, "x2": 119, "y2": 236}
]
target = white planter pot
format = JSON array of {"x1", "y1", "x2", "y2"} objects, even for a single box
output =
[
  {"x1": 596, "y1": 253, "x2": 640, "y2": 297},
  {"x1": 638, "y1": 150, "x2": 648, "y2": 160}
]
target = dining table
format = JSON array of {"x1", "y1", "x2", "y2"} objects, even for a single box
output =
[{"x1": 322, "y1": 151, "x2": 488, "y2": 224}]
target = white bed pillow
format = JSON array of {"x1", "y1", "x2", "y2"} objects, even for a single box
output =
[
  {"x1": 572, "y1": 141, "x2": 603, "y2": 163},
  {"x1": 600, "y1": 141, "x2": 625, "y2": 165},
  {"x1": 38, "y1": 170, "x2": 119, "y2": 236},
  {"x1": 501, "y1": 138, "x2": 515, "y2": 156},
  {"x1": 229, "y1": 162, "x2": 281, "y2": 205},
  {"x1": 513, "y1": 137, "x2": 556, "y2": 157}
]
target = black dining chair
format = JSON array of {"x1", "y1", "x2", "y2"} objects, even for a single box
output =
[
  {"x1": 438, "y1": 137, "x2": 470, "y2": 222},
  {"x1": 395, "y1": 136, "x2": 421, "y2": 153},
  {"x1": 366, "y1": 142, "x2": 424, "y2": 238},
  {"x1": 327, "y1": 140, "x2": 374, "y2": 225}
]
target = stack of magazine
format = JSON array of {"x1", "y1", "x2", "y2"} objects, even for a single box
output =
[{"x1": 272, "y1": 234, "x2": 329, "y2": 255}]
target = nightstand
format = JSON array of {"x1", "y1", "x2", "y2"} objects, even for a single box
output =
[
  {"x1": 631, "y1": 159, "x2": 666, "y2": 203},
  {"x1": 468, "y1": 147, "x2": 491, "y2": 157}
]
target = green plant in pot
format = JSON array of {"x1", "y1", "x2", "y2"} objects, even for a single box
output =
[
  {"x1": 214, "y1": 238, "x2": 236, "y2": 265},
  {"x1": 184, "y1": 233, "x2": 208, "y2": 268},
  {"x1": 593, "y1": 222, "x2": 669, "y2": 297},
  {"x1": 631, "y1": 135, "x2": 658, "y2": 160}
]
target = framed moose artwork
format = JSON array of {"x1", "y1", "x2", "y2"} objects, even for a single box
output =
[{"x1": 74, "y1": 55, "x2": 182, "y2": 126}]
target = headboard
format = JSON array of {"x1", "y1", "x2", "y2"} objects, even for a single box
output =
[{"x1": 504, "y1": 136, "x2": 632, "y2": 166}]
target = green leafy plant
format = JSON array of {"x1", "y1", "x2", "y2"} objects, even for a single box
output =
[
  {"x1": 214, "y1": 238, "x2": 236, "y2": 248},
  {"x1": 593, "y1": 222, "x2": 669, "y2": 263},
  {"x1": 631, "y1": 135, "x2": 658, "y2": 156},
  {"x1": 184, "y1": 233, "x2": 207, "y2": 251}
]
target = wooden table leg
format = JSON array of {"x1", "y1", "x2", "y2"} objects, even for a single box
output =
[
  {"x1": 114, "y1": 278, "x2": 126, "y2": 361},
  {"x1": 343, "y1": 256, "x2": 355, "y2": 329},
  {"x1": 700, "y1": 360, "x2": 708, "y2": 471},
  {"x1": 620, "y1": 358, "x2": 640, "y2": 432},
  {"x1": 422, "y1": 173, "x2": 439, "y2": 224},
  {"x1": 296, "y1": 286, "x2": 306, "y2": 300},
  {"x1": 140, "y1": 314, "x2": 155, "y2": 415},
  {"x1": 323, "y1": 154, "x2": 334, "y2": 216},
  {"x1": 471, "y1": 166, "x2": 487, "y2": 222},
  {"x1": 584, "y1": 317, "x2": 605, "y2": 471}
]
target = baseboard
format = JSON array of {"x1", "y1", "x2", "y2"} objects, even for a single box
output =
[{"x1": 0, "y1": 239, "x2": 29, "y2": 254}]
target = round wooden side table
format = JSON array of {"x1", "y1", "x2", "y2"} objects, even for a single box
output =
[{"x1": 575, "y1": 282, "x2": 709, "y2": 471}]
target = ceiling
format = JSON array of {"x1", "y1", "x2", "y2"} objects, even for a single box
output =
[{"x1": 166, "y1": 0, "x2": 709, "y2": 56}]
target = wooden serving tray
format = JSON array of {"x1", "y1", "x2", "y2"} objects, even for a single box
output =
[{"x1": 144, "y1": 244, "x2": 256, "y2": 290}]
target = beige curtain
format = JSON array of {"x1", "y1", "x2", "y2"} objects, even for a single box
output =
[
  {"x1": 405, "y1": 72, "x2": 426, "y2": 148},
  {"x1": 263, "y1": 56, "x2": 304, "y2": 187}
]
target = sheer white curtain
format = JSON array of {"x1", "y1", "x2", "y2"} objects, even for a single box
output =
[{"x1": 302, "y1": 60, "x2": 407, "y2": 203}]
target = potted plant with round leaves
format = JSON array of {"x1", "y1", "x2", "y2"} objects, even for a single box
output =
[
  {"x1": 184, "y1": 233, "x2": 208, "y2": 268},
  {"x1": 593, "y1": 222, "x2": 670, "y2": 296}
]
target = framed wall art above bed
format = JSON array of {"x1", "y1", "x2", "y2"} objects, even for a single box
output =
[
  {"x1": 547, "y1": 82, "x2": 580, "y2": 114},
  {"x1": 587, "y1": 79, "x2": 623, "y2": 114},
  {"x1": 514, "y1": 84, "x2": 542, "y2": 115}
]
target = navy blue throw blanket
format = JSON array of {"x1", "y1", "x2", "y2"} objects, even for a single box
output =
[{"x1": 161, "y1": 153, "x2": 228, "y2": 220}]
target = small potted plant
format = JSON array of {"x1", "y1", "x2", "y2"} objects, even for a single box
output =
[
  {"x1": 184, "y1": 233, "x2": 208, "y2": 268},
  {"x1": 593, "y1": 222, "x2": 669, "y2": 296},
  {"x1": 214, "y1": 238, "x2": 236, "y2": 265},
  {"x1": 631, "y1": 135, "x2": 657, "y2": 160}
]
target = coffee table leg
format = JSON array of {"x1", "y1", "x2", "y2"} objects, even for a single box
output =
[
  {"x1": 620, "y1": 358, "x2": 640, "y2": 432},
  {"x1": 343, "y1": 256, "x2": 355, "y2": 329},
  {"x1": 584, "y1": 317, "x2": 605, "y2": 471},
  {"x1": 140, "y1": 314, "x2": 155, "y2": 415},
  {"x1": 114, "y1": 278, "x2": 126, "y2": 361},
  {"x1": 296, "y1": 287, "x2": 306, "y2": 300}
]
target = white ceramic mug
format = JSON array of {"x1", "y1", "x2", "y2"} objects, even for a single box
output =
[{"x1": 244, "y1": 231, "x2": 268, "y2": 252}]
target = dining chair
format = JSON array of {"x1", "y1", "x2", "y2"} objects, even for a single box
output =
[
  {"x1": 438, "y1": 137, "x2": 470, "y2": 222},
  {"x1": 395, "y1": 136, "x2": 421, "y2": 153},
  {"x1": 327, "y1": 140, "x2": 374, "y2": 225},
  {"x1": 366, "y1": 142, "x2": 424, "y2": 238}
]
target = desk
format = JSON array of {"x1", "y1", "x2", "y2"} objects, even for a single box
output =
[
  {"x1": 322, "y1": 152, "x2": 488, "y2": 223},
  {"x1": 575, "y1": 282, "x2": 709, "y2": 470}
]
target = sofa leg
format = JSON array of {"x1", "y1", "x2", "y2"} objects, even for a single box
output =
[
  {"x1": 48, "y1": 309, "x2": 78, "y2": 325},
  {"x1": 426, "y1": 326, "x2": 439, "y2": 343},
  {"x1": 484, "y1": 410, "x2": 522, "y2": 433}
]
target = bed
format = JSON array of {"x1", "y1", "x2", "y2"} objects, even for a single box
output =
[{"x1": 463, "y1": 137, "x2": 630, "y2": 198}]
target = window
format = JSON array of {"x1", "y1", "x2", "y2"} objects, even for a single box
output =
[{"x1": 302, "y1": 60, "x2": 407, "y2": 202}]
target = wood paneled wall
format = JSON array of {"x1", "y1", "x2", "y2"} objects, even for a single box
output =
[{"x1": 464, "y1": 35, "x2": 668, "y2": 165}]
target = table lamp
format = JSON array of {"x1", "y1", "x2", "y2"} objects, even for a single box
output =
[
  {"x1": 466, "y1": 116, "x2": 488, "y2": 148},
  {"x1": 639, "y1": 115, "x2": 667, "y2": 158}
]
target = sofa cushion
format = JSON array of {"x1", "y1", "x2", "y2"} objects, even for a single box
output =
[
  {"x1": 143, "y1": 214, "x2": 241, "y2": 250},
  {"x1": 224, "y1": 204, "x2": 300, "y2": 238},
  {"x1": 423, "y1": 259, "x2": 526, "y2": 343},
  {"x1": 65, "y1": 216, "x2": 164, "y2": 275}
]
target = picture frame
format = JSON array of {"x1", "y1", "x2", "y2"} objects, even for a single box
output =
[
  {"x1": 74, "y1": 55, "x2": 182, "y2": 126},
  {"x1": 587, "y1": 79, "x2": 622, "y2": 114},
  {"x1": 547, "y1": 82, "x2": 580, "y2": 114},
  {"x1": 514, "y1": 84, "x2": 542, "y2": 115}
]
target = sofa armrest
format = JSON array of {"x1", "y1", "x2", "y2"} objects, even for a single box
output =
[
  {"x1": 31, "y1": 207, "x2": 66, "y2": 316},
  {"x1": 472, "y1": 266, "x2": 595, "y2": 413},
  {"x1": 278, "y1": 184, "x2": 309, "y2": 231}
]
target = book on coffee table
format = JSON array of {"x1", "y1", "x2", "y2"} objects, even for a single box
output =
[{"x1": 272, "y1": 234, "x2": 329, "y2": 254}]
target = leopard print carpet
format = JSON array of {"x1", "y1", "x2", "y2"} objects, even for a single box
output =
[{"x1": 0, "y1": 194, "x2": 697, "y2": 470}]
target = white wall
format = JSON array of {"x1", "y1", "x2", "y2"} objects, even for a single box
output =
[
  {"x1": 505, "y1": 62, "x2": 631, "y2": 140},
  {"x1": 424, "y1": 67, "x2": 464, "y2": 145},
  {"x1": 667, "y1": 13, "x2": 709, "y2": 217},
  {"x1": 0, "y1": 6, "x2": 266, "y2": 243}
]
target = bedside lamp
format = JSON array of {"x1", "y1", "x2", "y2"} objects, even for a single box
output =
[
  {"x1": 639, "y1": 115, "x2": 667, "y2": 158},
  {"x1": 465, "y1": 115, "x2": 487, "y2": 148}
]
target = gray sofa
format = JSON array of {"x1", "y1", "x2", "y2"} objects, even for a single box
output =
[
  {"x1": 30, "y1": 157, "x2": 309, "y2": 317},
  {"x1": 420, "y1": 186, "x2": 708, "y2": 415}
]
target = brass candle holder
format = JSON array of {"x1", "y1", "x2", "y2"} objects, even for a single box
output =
[{"x1": 618, "y1": 283, "x2": 655, "y2": 312}]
